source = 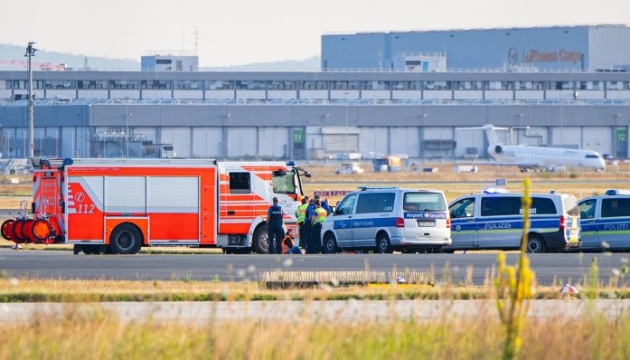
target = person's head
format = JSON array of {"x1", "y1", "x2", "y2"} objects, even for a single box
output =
[
  {"x1": 301, "y1": 198, "x2": 307, "y2": 204},
  {"x1": 272, "y1": 197, "x2": 278, "y2": 204},
  {"x1": 315, "y1": 195, "x2": 321, "y2": 201},
  {"x1": 315, "y1": 200, "x2": 321, "y2": 207},
  {"x1": 309, "y1": 199, "x2": 315, "y2": 204},
  {"x1": 287, "y1": 228, "x2": 295, "y2": 236}
]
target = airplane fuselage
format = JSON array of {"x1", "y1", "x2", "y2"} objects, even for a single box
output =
[{"x1": 489, "y1": 145, "x2": 606, "y2": 171}]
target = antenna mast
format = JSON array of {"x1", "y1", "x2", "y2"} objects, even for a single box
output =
[{"x1": 25, "y1": 41, "x2": 37, "y2": 163}]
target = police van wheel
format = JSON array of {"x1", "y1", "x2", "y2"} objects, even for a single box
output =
[
  {"x1": 375, "y1": 233, "x2": 393, "y2": 254},
  {"x1": 323, "y1": 233, "x2": 338, "y2": 254},
  {"x1": 109, "y1": 223, "x2": 143, "y2": 255},
  {"x1": 526, "y1": 234, "x2": 546, "y2": 253}
]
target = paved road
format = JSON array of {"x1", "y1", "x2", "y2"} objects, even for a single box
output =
[{"x1": 1, "y1": 249, "x2": 627, "y2": 286}]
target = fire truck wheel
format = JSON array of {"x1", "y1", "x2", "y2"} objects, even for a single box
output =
[
  {"x1": 253, "y1": 224, "x2": 269, "y2": 254},
  {"x1": 1, "y1": 219, "x2": 15, "y2": 240},
  {"x1": 109, "y1": 224, "x2": 143, "y2": 254}
]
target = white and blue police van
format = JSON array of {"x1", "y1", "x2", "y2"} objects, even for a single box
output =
[
  {"x1": 321, "y1": 187, "x2": 451, "y2": 253},
  {"x1": 447, "y1": 189, "x2": 581, "y2": 253},
  {"x1": 578, "y1": 190, "x2": 630, "y2": 251}
]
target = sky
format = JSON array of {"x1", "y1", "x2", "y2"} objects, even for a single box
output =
[{"x1": 2, "y1": 0, "x2": 629, "y2": 67}]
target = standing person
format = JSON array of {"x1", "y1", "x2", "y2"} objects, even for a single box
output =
[
  {"x1": 295, "y1": 197, "x2": 309, "y2": 249},
  {"x1": 282, "y1": 228, "x2": 302, "y2": 254},
  {"x1": 303, "y1": 198, "x2": 315, "y2": 253},
  {"x1": 308, "y1": 200, "x2": 327, "y2": 254},
  {"x1": 321, "y1": 198, "x2": 332, "y2": 215},
  {"x1": 266, "y1": 197, "x2": 285, "y2": 254}
]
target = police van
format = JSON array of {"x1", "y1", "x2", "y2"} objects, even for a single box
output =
[
  {"x1": 447, "y1": 190, "x2": 581, "y2": 253},
  {"x1": 578, "y1": 190, "x2": 630, "y2": 251},
  {"x1": 321, "y1": 187, "x2": 451, "y2": 253}
]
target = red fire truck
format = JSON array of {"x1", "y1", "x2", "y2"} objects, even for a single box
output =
[{"x1": 1, "y1": 158, "x2": 310, "y2": 254}]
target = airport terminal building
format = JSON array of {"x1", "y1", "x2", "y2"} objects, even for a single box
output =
[{"x1": 0, "y1": 25, "x2": 629, "y2": 161}]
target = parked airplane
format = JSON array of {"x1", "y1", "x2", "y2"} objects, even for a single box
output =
[{"x1": 458, "y1": 124, "x2": 606, "y2": 172}]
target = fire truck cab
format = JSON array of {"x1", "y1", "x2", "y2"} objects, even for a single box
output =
[{"x1": 3, "y1": 158, "x2": 310, "y2": 255}]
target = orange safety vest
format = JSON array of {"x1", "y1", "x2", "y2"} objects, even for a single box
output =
[
  {"x1": 282, "y1": 235, "x2": 294, "y2": 254},
  {"x1": 295, "y1": 204, "x2": 308, "y2": 224}
]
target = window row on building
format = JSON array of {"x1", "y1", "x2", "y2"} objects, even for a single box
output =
[{"x1": 3, "y1": 79, "x2": 630, "y2": 91}]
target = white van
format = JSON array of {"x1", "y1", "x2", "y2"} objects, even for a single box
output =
[
  {"x1": 447, "y1": 191, "x2": 581, "y2": 253},
  {"x1": 578, "y1": 190, "x2": 630, "y2": 251},
  {"x1": 321, "y1": 187, "x2": 451, "y2": 253}
]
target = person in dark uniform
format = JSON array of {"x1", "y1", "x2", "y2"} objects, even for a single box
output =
[
  {"x1": 303, "y1": 197, "x2": 315, "y2": 253},
  {"x1": 266, "y1": 197, "x2": 285, "y2": 254}
]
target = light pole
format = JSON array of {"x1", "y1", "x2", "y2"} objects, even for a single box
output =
[
  {"x1": 25, "y1": 42, "x2": 37, "y2": 162},
  {"x1": 560, "y1": 100, "x2": 564, "y2": 148},
  {"x1": 344, "y1": 92, "x2": 349, "y2": 159},
  {"x1": 125, "y1": 108, "x2": 131, "y2": 157}
]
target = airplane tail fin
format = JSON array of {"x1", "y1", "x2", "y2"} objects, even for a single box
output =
[{"x1": 456, "y1": 124, "x2": 506, "y2": 149}]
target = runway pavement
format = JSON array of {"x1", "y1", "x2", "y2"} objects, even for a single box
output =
[{"x1": 1, "y1": 248, "x2": 628, "y2": 286}]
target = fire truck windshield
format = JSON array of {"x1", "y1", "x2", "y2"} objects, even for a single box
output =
[{"x1": 272, "y1": 170, "x2": 298, "y2": 194}]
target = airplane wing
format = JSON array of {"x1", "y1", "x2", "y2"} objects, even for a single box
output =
[{"x1": 475, "y1": 160, "x2": 545, "y2": 171}]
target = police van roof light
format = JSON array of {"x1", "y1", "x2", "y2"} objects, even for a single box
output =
[
  {"x1": 358, "y1": 186, "x2": 400, "y2": 191},
  {"x1": 286, "y1": 160, "x2": 296, "y2": 166},
  {"x1": 483, "y1": 187, "x2": 510, "y2": 194},
  {"x1": 605, "y1": 189, "x2": 630, "y2": 195}
]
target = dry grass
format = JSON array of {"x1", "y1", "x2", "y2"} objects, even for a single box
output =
[
  {"x1": 302, "y1": 163, "x2": 630, "y2": 203},
  {"x1": 0, "y1": 302, "x2": 628, "y2": 359}
]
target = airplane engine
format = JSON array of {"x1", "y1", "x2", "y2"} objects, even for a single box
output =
[{"x1": 494, "y1": 145, "x2": 503, "y2": 154}]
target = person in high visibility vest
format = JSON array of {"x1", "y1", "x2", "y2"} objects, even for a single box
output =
[
  {"x1": 308, "y1": 200, "x2": 328, "y2": 254},
  {"x1": 282, "y1": 228, "x2": 302, "y2": 254},
  {"x1": 295, "y1": 197, "x2": 309, "y2": 250},
  {"x1": 266, "y1": 197, "x2": 285, "y2": 254}
]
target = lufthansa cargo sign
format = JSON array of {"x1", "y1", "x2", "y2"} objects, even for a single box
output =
[{"x1": 507, "y1": 47, "x2": 583, "y2": 65}]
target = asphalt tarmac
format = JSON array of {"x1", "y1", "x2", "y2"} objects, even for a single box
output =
[{"x1": 1, "y1": 249, "x2": 627, "y2": 286}]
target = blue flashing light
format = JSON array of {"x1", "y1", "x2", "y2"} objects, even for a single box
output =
[
  {"x1": 63, "y1": 158, "x2": 73, "y2": 166},
  {"x1": 605, "y1": 189, "x2": 630, "y2": 195},
  {"x1": 286, "y1": 160, "x2": 296, "y2": 167}
]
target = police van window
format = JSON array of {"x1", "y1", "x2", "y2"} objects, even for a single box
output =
[
  {"x1": 404, "y1": 192, "x2": 446, "y2": 211},
  {"x1": 481, "y1": 197, "x2": 521, "y2": 216},
  {"x1": 271, "y1": 171, "x2": 296, "y2": 194},
  {"x1": 229, "y1": 172, "x2": 250, "y2": 194},
  {"x1": 530, "y1": 197, "x2": 557, "y2": 215},
  {"x1": 602, "y1": 198, "x2": 630, "y2": 218},
  {"x1": 336, "y1": 194, "x2": 357, "y2": 215},
  {"x1": 563, "y1": 196, "x2": 580, "y2": 216},
  {"x1": 579, "y1": 199, "x2": 596, "y2": 219},
  {"x1": 585, "y1": 154, "x2": 599, "y2": 159},
  {"x1": 449, "y1": 197, "x2": 475, "y2": 218},
  {"x1": 356, "y1": 193, "x2": 396, "y2": 214}
]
